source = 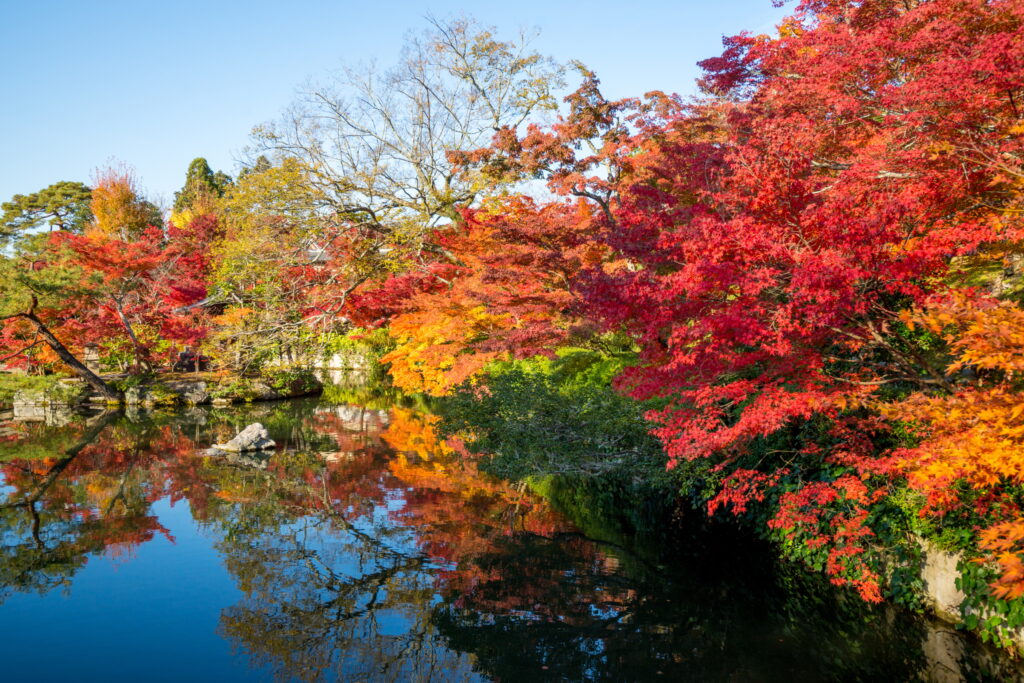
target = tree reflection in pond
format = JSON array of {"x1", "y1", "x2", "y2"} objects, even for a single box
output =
[
  {"x1": 0, "y1": 411, "x2": 169, "y2": 601},
  {"x1": 0, "y1": 398, "x2": 1021, "y2": 682}
]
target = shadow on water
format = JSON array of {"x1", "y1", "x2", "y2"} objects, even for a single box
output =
[{"x1": 0, "y1": 398, "x2": 1020, "y2": 682}]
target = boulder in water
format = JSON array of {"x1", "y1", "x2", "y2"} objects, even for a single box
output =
[{"x1": 212, "y1": 423, "x2": 276, "y2": 452}]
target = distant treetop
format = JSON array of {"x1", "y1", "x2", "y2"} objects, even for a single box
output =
[
  {"x1": 173, "y1": 157, "x2": 232, "y2": 212},
  {"x1": 0, "y1": 181, "x2": 93, "y2": 239}
]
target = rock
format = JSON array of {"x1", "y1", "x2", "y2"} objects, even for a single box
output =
[
  {"x1": 13, "y1": 388, "x2": 83, "y2": 424},
  {"x1": 250, "y1": 381, "x2": 283, "y2": 401},
  {"x1": 123, "y1": 381, "x2": 210, "y2": 408},
  {"x1": 183, "y1": 386, "x2": 209, "y2": 405},
  {"x1": 166, "y1": 381, "x2": 208, "y2": 405},
  {"x1": 124, "y1": 386, "x2": 146, "y2": 406},
  {"x1": 11, "y1": 391, "x2": 75, "y2": 425},
  {"x1": 13, "y1": 389, "x2": 48, "y2": 407},
  {"x1": 213, "y1": 422, "x2": 276, "y2": 452}
]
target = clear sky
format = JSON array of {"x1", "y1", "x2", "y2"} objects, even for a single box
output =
[{"x1": 0, "y1": 0, "x2": 790, "y2": 207}]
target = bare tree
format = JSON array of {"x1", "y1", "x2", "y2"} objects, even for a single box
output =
[{"x1": 250, "y1": 15, "x2": 566, "y2": 242}]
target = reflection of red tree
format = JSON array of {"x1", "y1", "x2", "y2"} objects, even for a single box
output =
[
  {"x1": 0, "y1": 422, "x2": 181, "y2": 566},
  {"x1": 378, "y1": 408, "x2": 604, "y2": 610},
  {"x1": 0, "y1": 406, "x2": 622, "y2": 626},
  {"x1": 93, "y1": 515, "x2": 173, "y2": 561}
]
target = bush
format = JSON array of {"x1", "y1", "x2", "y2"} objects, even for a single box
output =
[
  {"x1": 439, "y1": 349, "x2": 674, "y2": 484},
  {"x1": 260, "y1": 367, "x2": 320, "y2": 395},
  {"x1": 209, "y1": 377, "x2": 259, "y2": 402}
]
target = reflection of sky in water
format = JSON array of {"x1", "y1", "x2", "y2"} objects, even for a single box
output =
[{"x1": 0, "y1": 498, "x2": 276, "y2": 681}]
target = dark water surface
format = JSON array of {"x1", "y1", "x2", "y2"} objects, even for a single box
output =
[{"x1": 0, "y1": 398, "x2": 1019, "y2": 682}]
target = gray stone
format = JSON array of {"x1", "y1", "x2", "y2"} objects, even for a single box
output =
[
  {"x1": 13, "y1": 389, "x2": 78, "y2": 423},
  {"x1": 124, "y1": 386, "x2": 147, "y2": 406},
  {"x1": 123, "y1": 381, "x2": 214, "y2": 409},
  {"x1": 213, "y1": 422, "x2": 276, "y2": 452},
  {"x1": 918, "y1": 537, "x2": 1024, "y2": 651},
  {"x1": 165, "y1": 381, "x2": 209, "y2": 405},
  {"x1": 11, "y1": 390, "x2": 75, "y2": 425},
  {"x1": 183, "y1": 385, "x2": 209, "y2": 405},
  {"x1": 249, "y1": 381, "x2": 284, "y2": 401},
  {"x1": 13, "y1": 389, "x2": 48, "y2": 407},
  {"x1": 920, "y1": 539, "x2": 966, "y2": 622},
  {"x1": 83, "y1": 343, "x2": 101, "y2": 373}
]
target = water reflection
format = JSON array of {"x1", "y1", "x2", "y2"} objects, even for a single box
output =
[{"x1": 0, "y1": 399, "x2": 1020, "y2": 682}]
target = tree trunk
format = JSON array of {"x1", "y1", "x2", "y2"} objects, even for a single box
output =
[
  {"x1": 112, "y1": 297, "x2": 151, "y2": 372},
  {"x1": 20, "y1": 311, "x2": 120, "y2": 400}
]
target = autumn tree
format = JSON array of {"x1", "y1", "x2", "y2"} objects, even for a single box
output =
[
  {"x1": 381, "y1": 197, "x2": 606, "y2": 394},
  {"x1": 443, "y1": 0, "x2": 1024, "y2": 600},
  {"x1": 891, "y1": 294, "x2": 1024, "y2": 601},
  {"x1": 197, "y1": 17, "x2": 569, "y2": 371},
  {"x1": 88, "y1": 164, "x2": 162, "y2": 240},
  {"x1": 0, "y1": 218, "x2": 118, "y2": 398},
  {"x1": 0, "y1": 163, "x2": 210, "y2": 385},
  {"x1": 56, "y1": 224, "x2": 210, "y2": 371},
  {"x1": 205, "y1": 158, "x2": 338, "y2": 369}
]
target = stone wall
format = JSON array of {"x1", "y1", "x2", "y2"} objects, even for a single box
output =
[
  {"x1": 266, "y1": 348, "x2": 374, "y2": 386},
  {"x1": 11, "y1": 387, "x2": 84, "y2": 425},
  {"x1": 919, "y1": 538, "x2": 1024, "y2": 652},
  {"x1": 920, "y1": 539, "x2": 967, "y2": 622}
]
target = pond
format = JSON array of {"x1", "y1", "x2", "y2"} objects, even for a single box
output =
[{"x1": 0, "y1": 397, "x2": 1019, "y2": 682}]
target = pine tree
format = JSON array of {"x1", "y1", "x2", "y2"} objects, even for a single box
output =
[{"x1": 1, "y1": 181, "x2": 92, "y2": 237}]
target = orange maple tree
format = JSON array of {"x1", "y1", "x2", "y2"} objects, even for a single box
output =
[{"x1": 382, "y1": 197, "x2": 606, "y2": 395}]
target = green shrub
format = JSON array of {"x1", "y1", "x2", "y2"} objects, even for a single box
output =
[
  {"x1": 210, "y1": 378, "x2": 258, "y2": 402},
  {"x1": 260, "y1": 367, "x2": 320, "y2": 395},
  {"x1": 439, "y1": 349, "x2": 673, "y2": 484}
]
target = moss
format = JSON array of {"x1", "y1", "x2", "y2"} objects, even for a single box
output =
[
  {"x1": 0, "y1": 374, "x2": 82, "y2": 406},
  {"x1": 210, "y1": 378, "x2": 259, "y2": 403},
  {"x1": 143, "y1": 383, "x2": 182, "y2": 406}
]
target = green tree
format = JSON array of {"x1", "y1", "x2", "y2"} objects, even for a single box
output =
[
  {"x1": 1, "y1": 181, "x2": 92, "y2": 237},
  {"x1": 237, "y1": 155, "x2": 271, "y2": 181},
  {"x1": 173, "y1": 157, "x2": 231, "y2": 212}
]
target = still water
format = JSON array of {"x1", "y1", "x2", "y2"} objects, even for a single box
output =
[{"x1": 0, "y1": 398, "x2": 1019, "y2": 682}]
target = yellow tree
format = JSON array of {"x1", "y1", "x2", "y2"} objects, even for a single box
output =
[{"x1": 88, "y1": 164, "x2": 162, "y2": 240}]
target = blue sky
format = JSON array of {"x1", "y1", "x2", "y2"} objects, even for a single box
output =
[{"x1": 0, "y1": 1, "x2": 790, "y2": 207}]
